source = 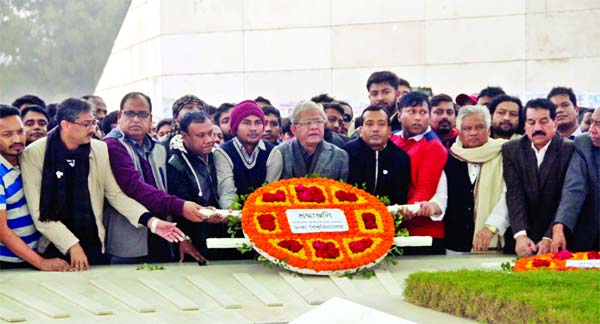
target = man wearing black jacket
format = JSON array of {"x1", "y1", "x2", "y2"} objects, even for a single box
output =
[{"x1": 343, "y1": 105, "x2": 411, "y2": 205}]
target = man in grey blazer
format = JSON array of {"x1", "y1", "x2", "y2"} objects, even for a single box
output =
[
  {"x1": 502, "y1": 99, "x2": 574, "y2": 256},
  {"x1": 266, "y1": 100, "x2": 348, "y2": 182},
  {"x1": 551, "y1": 107, "x2": 600, "y2": 252}
]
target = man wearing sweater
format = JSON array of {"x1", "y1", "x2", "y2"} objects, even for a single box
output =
[
  {"x1": 103, "y1": 92, "x2": 210, "y2": 264},
  {"x1": 390, "y1": 92, "x2": 447, "y2": 254},
  {"x1": 214, "y1": 101, "x2": 274, "y2": 209}
]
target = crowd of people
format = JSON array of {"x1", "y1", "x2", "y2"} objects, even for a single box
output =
[{"x1": 0, "y1": 70, "x2": 598, "y2": 271}]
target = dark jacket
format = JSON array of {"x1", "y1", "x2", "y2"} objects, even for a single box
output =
[
  {"x1": 502, "y1": 135, "x2": 574, "y2": 243},
  {"x1": 553, "y1": 134, "x2": 600, "y2": 251},
  {"x1": 343, "y1": 138, "x2": 411, "y2": 205},
  {"x1": 324, "y1": 128, "x2": 351, "y2": 148}
]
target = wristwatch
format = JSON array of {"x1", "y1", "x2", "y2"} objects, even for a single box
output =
[{"x1": 486, "y1": 225, "x2": 499, "y2": 234}]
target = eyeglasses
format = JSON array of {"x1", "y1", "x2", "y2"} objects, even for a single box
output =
[
  {"x1": 123, "y1": 111, "x2": 150, "y2": 119},
  {"x1": 296, "y1": 119, "x2": 324, "y2": 128},
  {"x1": 69, "y1": 120, "x2": 96, "y2": 129},
  {"x1": 342, "y1": 113, "x2": 352, "y2": 123}
]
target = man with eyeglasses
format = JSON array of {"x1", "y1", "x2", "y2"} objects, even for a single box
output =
[
  {"x1": 551, "y1": 107, "x2": 600, "y2": 253},
  {"x1": 21, "y1": 105, "x2": 49, "y2": 146},
  {"x1": 266, "y1": 101, "x2": 348, "y2": 182},
  {"x1": 103, "y1": 92, "x2": 212, "y2": 264},
  {"x1": 21, "y1": 98, "x2": 185, "y2": 270},
  {"x1": 389, "y1": 92, "x2": 448, "y2": 254}
]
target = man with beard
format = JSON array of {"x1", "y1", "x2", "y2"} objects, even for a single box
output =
[
  {"x1": 214, "y1": 101, "x2": 273, "y2": 209},
  {"x1": 21, "y1": 105, "x2": 49, "y2": 146},
  {"x1": 488, "y1": 95, "x2": 523, "y2": 140},
  {"x1": 547, "y1": 87, "x2": 581, "y2": 139},
  {"x1": 0, "y1": 105, "x2": 70, "y2": 271},
  {"x1": 344, "y1": 105, "x2": 411, "y2": 205},
  {"x1": 551, "y1": 107, "x2": 600, "y2": 252},
  {"x1": 160, "y1": 94, "x2": 206, "y2": 151},
  {"x1": 21, "y1": 98, "x2": 184, "y2": 270},
  {"x1": 214, "y1": 103, "x2": 234, "y2": 142},
  {"x1": 366, "y1": 71, "x2": 410, "y2": 131},
  {"x1": 429, "y1": 94, "x2": 458, "y2": 149},
  {"x1": 502, "y1": 99, "x2": 574, "y2": 256}
]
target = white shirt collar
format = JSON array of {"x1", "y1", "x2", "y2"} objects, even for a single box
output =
[{"x1": 399, "y1": 126, "x2": 433, "y2": 142}]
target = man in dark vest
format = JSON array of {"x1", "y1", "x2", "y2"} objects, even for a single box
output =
[
  {"x1": 503, "y1": 99, "x2": 574, "y2": 256},
  {"x1": 444, "y1": 105, "x2": 509, "y2": 254},
  {"x1": 214, "y1": 100, "x2": 274, "y2": 209},
  {"x1": 103, "y1": 92, "x2": 211, "y2": 264}
]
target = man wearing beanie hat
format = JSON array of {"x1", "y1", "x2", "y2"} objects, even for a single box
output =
[
  {"x1": 213, "y1": 100, "x2": 274, "y2": 209},
  {"x1": 159, "y1": 94, "x2": 206, "y2": 153}
]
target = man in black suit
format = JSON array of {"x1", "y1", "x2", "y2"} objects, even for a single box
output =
[{"x1": 502, "y1": 99, "x2": 574, "y2": 256}]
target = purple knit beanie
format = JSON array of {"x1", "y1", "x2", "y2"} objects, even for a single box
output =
[{"x1": 229, "y1": 100, "x2": 266, "y2": 134}]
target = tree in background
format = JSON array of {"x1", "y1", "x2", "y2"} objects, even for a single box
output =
[{"x1": 0, "y1": 0, "x2": 130, "y2": 103}]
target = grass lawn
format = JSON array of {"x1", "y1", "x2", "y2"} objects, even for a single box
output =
[{"x1": 404, "y1": 270, "x2": 600, "y2": 324}]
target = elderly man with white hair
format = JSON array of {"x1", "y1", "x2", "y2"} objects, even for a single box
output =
[
  {"x1": 444, "y1": 105, "x2": 510, "y2": 254},
  {"x1": 266, "y1": 101, "x2": 349, "y2": 182}
]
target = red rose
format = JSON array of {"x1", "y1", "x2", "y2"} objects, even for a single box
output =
[
  {"x1": 532, "y1": 259, "x2": 551, "y2": 267},
  {"x1": 313, "y1": 240, "x2": 340, "y2": 258},
  {"x1": 349, "y1": 238, "x2": 373, "y2": 253},
  {"x1": 362, "y1": 213, "x2": 378, "y2": 229},
  {"x1": 278, "y1": 240, "x2": 303, "y2": 253},
  {"x1": 587, "y1": 251, "x2": 600, "y2": 260},
  {"x1": 257, "y1": 214, "x2": 276, "y2": 231}
]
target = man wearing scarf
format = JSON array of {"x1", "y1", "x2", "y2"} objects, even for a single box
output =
[
  {"x1": 444, "y1": 105, "x2": 510, "y2": 253},
  {"x1": 21, "y1": 98, "x2": 184, "y2": 271}
]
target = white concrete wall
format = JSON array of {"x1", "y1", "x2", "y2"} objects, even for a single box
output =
[{"x1": 96, "y1": 0, "x2": 600, "y2": 118}]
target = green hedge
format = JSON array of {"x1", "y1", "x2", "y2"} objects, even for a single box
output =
[{"x1": 404, "y1": 270, "x2": 599, "y2": 324}]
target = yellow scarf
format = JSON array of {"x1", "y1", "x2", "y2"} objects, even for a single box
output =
[{"x1": 450, "y1": 137, "x2": 507, "y2": 250}]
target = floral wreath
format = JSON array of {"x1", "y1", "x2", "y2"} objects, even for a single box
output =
[
  {"x1": 241, "y1": 178, "x2": 395, "y2": 275},
  {"x1": 514, "y1": 250, "x2": 600, "y2": 272}
]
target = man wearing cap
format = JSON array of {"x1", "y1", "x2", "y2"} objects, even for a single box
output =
[
  {"x1": 265, "y1": 101, "x2": 349, "y2": 182},
  {"x1": 214, "y1": 101, "x2": 274, "y2": 209},
  {"x1": 159, "y1": 94, "x2": 205, "y2": 151},
  {"x1": 456, "y1": 93, "x2": 477, "y2": 108}
]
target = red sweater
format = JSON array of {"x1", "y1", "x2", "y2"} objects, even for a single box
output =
[{"x1": 390, "y1": 130, "x2": 448, "y2": 238}]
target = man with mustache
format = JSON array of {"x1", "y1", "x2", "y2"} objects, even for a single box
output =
[
  {"x1": 0, "y1": 105, "x2": 70, "y2": 271},
  {"x1": 261, "y1": 105, "x2": 282, "y2": 145},
  {"x1": 551, "y1": 107, "x2": 600, "y2": 252},
  {"x1": 429, "y1": 94, "x2": 458, "y2": 149},
  {"x1": 21, "y1": 98, "x2": 184, "y2": 271},
  {"x1": 547, "y1": 87, "x2": 582, "y2": 139},
  {"x1": 343, "y1": 105, "x2": 411, "y2": 205},
  {"x1": 214, "y1": 101, "x2": 273, "y2": 209},
  {"x1": 502, "y1": 99, "x2": 574, "y2": 256},
  {"x1": 488, "y1": 95, "x2": 523, "y2": 140},
  {"x1": 21, "y1": 105, "x2": 49, "y2": 146},
  {"x1": 390, "y1": 92, "x2": 448, "y2": 254}
]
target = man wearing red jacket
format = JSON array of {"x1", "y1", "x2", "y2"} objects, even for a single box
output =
[{"x1": 390, "y1": 92, "x2": 448, "y2": 254}]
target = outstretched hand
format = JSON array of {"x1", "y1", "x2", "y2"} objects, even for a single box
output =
[{"x1": 150, "y1": 217, "x2": 185, "y2": 243}]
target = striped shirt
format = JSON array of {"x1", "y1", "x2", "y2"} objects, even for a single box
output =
[{"x1": 0, "y1": 155, "x2": 39, "y2": 263}]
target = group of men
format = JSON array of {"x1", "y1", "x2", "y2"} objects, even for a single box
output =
[{"x1": 1, "y1": 70, "x2": 599, "y2": 271}]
